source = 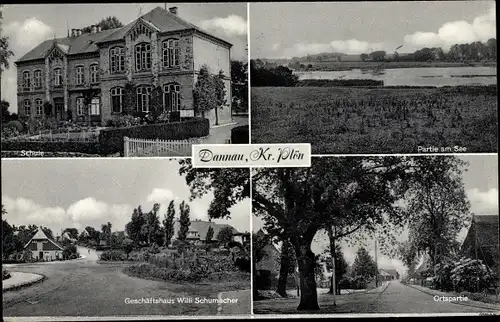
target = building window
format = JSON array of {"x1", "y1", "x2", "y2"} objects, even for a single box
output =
[
  {"x1": 136, "y1": 86, "x2": 152, "y2": 112},
  {"x1": 35, "y1": 99, "x2": 43, "y2": 116},
  {"x1": 75, "y1": 66, "x2": 84, "y2": 85},
  {"x1": 24, "y1": 99, "x2": 31, "y2": 116},
  {"x1": 110, "y1": 47, "x2": 125, "y2": 73},
  {"x1": 111, "y1": 87, "x2": 123, "y2": 113},
  {"x1": 90, "y1": 64, "x2": 99, "y2": 83},
  {"x1": 163, "y1": 83, "x2": 181, "y2": 111},
  {"x1": 76, "y1": 97, "x2": 85, "y2": 116},
  {"x1": 53, "y1": 68, "x2": 63, "y2": 87},
  {"x1": 135, "y1": 43, "x2": 151, "y2": 71},
  {"x1": 34, "y1": 70, "x2": 42, "y2": 89},
  {"x1": 162, "y1": 39, "x2": 180, "y2": 68},
  {"x1": 90, "y1": 97, "x2": 100, "y2": 115},
  {"x1": 23, "y1": 71, "x2": 31, "y2": 90}
]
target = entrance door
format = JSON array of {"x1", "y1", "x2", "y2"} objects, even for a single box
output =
[
  {"x1": 54, "y1": 98, "x2": 64, "y2": 120},
  {"x1": 39, "y1": 251, "x2": 43, "y2": 260}
]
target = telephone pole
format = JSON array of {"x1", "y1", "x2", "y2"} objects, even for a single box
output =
[
  {"x1": 474, "y1": 214, "x2": 479, "y2": 292},
  {"x1": 331, "y1": 226, "x2": 337, "y2": 306}
]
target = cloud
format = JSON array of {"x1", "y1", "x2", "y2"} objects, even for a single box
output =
[
  {"x1": 2, "y1": 18, "x2": 53, "y2": 113},
  {"x1": 282, "y1": 39, "x2": 384, "y2": 58},
  {"x1": 146, "y1": 188, "x2": 180, "y2": 203},
  {"x1": 2, "y1": 195, "x2": 133, "y2": 233},
  {"x1": 467, "y1": 188, "x2": 498, "y2": 215},
  {"x1": 199, "y1": 15, "x2": 247, "y2": 37},
  {"x1": 271, "y1": 42, "x2": 281, "y2": 51},
  {"x1": 404, "y1": 6, "x2": 496, "y2": 51}
]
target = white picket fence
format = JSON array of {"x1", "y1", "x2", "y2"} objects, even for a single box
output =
[{"x1": 123, "y1": 136, "x2": 203, "y2": 157}]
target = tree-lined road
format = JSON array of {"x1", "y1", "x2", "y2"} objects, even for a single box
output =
[{"x1": 3, "y1": 247, "x2": 249, "y2": 317}]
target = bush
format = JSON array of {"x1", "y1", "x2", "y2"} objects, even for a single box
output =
[
  {"x1": 106, "y1": 115, "x2": 142, "y2": 128},
  {"x1": 434, "y1": 260, "x2": 456, "y2": 291},
  {"x1": 230, "y1": 125, "x2": 249, "y2": 144},
  {"x1": 99, "y1": 117, "x2": 209, "y2": 156},
  {"x1": 3, "y1": 267, "x2": 11, "y2": 280},
  {"x1": 62, "y1": 244, "x2": 79, "y2": 260},
  {"x1": 99, "y1": 250, "x2": 127, "y2": 261},
  {"x1": 451, "y1": 257, "x2": 496, "y2": 292},
  {"x1": 5, "y1": 120, "x2": 23, "y2": 132},
  {"x1": 255, "y1": 270, "x2": 273, "y2": 290}
]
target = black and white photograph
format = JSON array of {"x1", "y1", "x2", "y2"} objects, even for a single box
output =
[
  {"x1": 0, "y1": 3, "x2": 249, "y2": 158},
  {"x1": 1, "y1": 158, "x2": 251, "y2": 317},
  {"x1": 252, "y1": 155, "x2": 499, "y2": 314},
  {"x1": 250, "y1": 1, "x2": 497, "y2": 154}
]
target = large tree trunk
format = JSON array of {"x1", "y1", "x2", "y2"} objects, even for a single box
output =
[
  {"x1": 295, "y1": 242, "x2": 319, "y2": 311},
  {"x1": 276, "y1": 238, "x2": 290, "y2": 297}
]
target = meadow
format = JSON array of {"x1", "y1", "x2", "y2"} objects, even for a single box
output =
[{"x1": 251, "y1": 85, "x2": 497, "y2": 154}]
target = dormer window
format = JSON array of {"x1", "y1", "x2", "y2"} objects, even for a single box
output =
[
  {"x1": 23, "y1": 71, "x2": 31, "y2": 90},
  {"x1": 135, "y1": 43, "x2": 151, "y2": 72},
  {"x1": 163, "y1": 39, "x2": 180, "y2": 68}
]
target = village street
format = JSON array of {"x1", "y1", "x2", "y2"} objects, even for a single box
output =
[
  {"x1": 3, "y1": 247, "x2": 249, "y2": 317},
  {"x1": 253, "y1": 281, "x2": 500, "y2": 314}
]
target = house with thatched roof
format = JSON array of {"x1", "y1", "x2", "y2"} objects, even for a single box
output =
[
  {"x1": 172, "y1": 219, "x2": 240, "y2": 245},
  {"x1": 23, "y1": 228, "x2": 64, "y2": 261}
]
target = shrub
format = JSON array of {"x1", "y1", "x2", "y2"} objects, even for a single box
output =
[
  {"x1": 148, "y1": 243, "x2": 161, "y2": 254},
  {"x1": 3, "y1": 267, "x2": 11, "y2": 280},
  {"x1": 106, "y1": 115, "x2": 142, "y2": 128},
  {"x1": 5, "y1": 120, "x2": 23, "y2": 132},
  {"x1": 99, "y1": 250, "x2": 127, "y2": 261},
  {"x1": 230, "y1": 125, "x2": 249, "y2": 144},
  {"x1": 434, "y1": 260, "x2": 456, "y2": 291},
  {"x1": 451, "y1": 257, "x2": 496, "y2": 292},
  {"x1": 63, "y1": 244, "x2": 79, "y2": 260},
  {"x1": 99, "y1": 117, "x2": 209, "y2": 156}
]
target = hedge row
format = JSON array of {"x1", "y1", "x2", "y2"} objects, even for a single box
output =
[
  {"x1": 99, "y1": 117, "x2": 210, "y2": 156},
  {"x1": 230, "y1": 125, "x2": 249, "y2": 144}
]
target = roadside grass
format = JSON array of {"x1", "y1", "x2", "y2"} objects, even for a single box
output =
[{"x1": 251, "y1": 86, "x2": 497, "y2": 154}]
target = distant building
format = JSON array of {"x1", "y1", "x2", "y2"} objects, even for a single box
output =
[
  {"x1": 23, "y1": 228, "x2": 64, "y2": 261},
  {"x1": 172, "y1": 219, "x2": 241, "y2": 245},
  {"x1": 378, "y1": 268, "x2": 400, "y2": 281},
  {"x1": 461, "y1": 214, "x2": 499, "y2": 275},
  {"x1": 61, "y1": 231, "x2": 77, "y2": 243}
]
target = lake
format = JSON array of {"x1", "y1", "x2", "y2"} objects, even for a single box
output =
[{"x1": 295, "y1": 67, "x2": 497, "y2": 87}]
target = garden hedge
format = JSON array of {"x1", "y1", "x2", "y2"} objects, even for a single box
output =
[
  {"x1": 99, "y1": 117, "x2": 209, "y2": 156},
  {"x1": 230, "y1": 125, "x2": 249, "y2": 144},
  {"x1": 1, "y1": 140, "x2": 101, "y2": 155}
]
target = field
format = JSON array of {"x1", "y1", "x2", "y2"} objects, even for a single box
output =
[{"x1": 251, "y1": 86, "x2": 498, "y2": 154}]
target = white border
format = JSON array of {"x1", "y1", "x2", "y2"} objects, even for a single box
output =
[{"x1": 247, "y1": 1, "x2": 252, "y2": 145}]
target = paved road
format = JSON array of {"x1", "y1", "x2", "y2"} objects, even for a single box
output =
[
  {"x1": 3, "y1": 247, "x2": 247, "y2": 317},
  {"x1": 200, "y1": 116, "x2": 248, "y2": 144},
  {"x1": 254, "y1": 281, "x2": 499, "y2": 314},
  {"x1": 217, "y1": 290, "x2": 251, "y2": 315}
]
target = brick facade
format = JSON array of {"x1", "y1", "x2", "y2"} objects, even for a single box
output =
[{"x1": 15, "y1": 7, "x2": 233, "y2": 126}]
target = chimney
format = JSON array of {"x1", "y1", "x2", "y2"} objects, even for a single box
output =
[
  {"x1": 71, "y1": 29, "x2": 76, "y2": 37},
  {"x1": 169, "y1": 7, "x2": 178, "y2": 15},
  {"x1": 91, "y1": 25, "x2": 97, "y2": 34}
]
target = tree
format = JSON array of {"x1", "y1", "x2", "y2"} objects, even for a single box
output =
[
  {"x1": 370, "y1": 51, "x2": 386, "y2": 61},
  {"x1": 126, "y1": 206, "x2": 146, "y2": 245},
  {"x1": 276, "y1": 236, "x2": 297, "y2": 297},
  {"x1": 206, "y1": 226, "x2": 214, "y2": 243},
  {"x1": 216, "y1": 226, "x2": 234, "y2": 247},
  {"x1": 0, "y1": 5, "x2": 15, "y2": 98},
  {"x1": 178, "y1": 159, "x2": 249, "y2": 220},
  {"x1": 149, "y1": 86, "x2": 163, "y2": 122},
  {"x1": 122, "y1": 238, "x2": 134, "y2": 257},
  {"x1": 143, "y1": 203, "x2": 163, "y2": 246},
  {"x1": 231, "y1": 60, "x2": 248, "y2": 113},
  {"x1": 360, "y1": 53, "x2": 369, "y2": 61},
  {"x1": 2, "y1": 217, "x2": 20, "y2": 259},
  {"x1": 177, "y1": 201, "x2": 190, "y2": 241},
  {"x1": 62, "y1": 228, "x2": 79, "y2": 240},
  {"x1": 252, "y1": 231, "x2": 271, "y2": 299},
  {"x1": 405, "y1": 157, "x2": 470, "y2": 269},
  {"x1": 351, "y1": 247, "x2": 377, "y2": 287},
  {"x1": 325, "y1": 243, "x2": 348, "y2": 295},
  {"x1": 101, "y1": 222, "x2": 112, "y2": 246},
  {"x1": 163, "y1": 200, "x2": 176, "y2": 246},
  {"x1": 193, "y1": 65, "x2": 226, "y2": 124},
  {"x1": 81, "y1": 16, "x2": 123, "y2": 33},
  {"x1": 123, "y1": 82, "x2": 136, "y2": 115}
]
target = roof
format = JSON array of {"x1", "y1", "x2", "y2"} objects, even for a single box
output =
[
  {"x1": 461, "y1": 214, "x2": 499, "y2": 267},
  {"x1": 173, "y1": 219, "x2": 238, "y2": 241},
  {"x1": 23, "y1": 228, "x2": 64, "y2": 250},
  {"x1": 380, "y1": 268, "x2": 399, "y2": 277},
  {"x1": 17, "y1": 7, "x2": 231, "y2": 64}
]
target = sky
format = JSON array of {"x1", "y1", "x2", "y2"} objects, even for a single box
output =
[
  {"x1": 1, "y1": 3, "x2": 248, "y2": 113},
  {"x1": 250, "y1": 1, "x2": 496, "y2": 59},
  {"x1": 253, "y1": 155, "x2": 499, "y2": 276},
  {"x1": 1, "y1": 158, "x2": 251, "y2": 236}
]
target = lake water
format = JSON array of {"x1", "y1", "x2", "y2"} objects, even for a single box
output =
[{"x1": 295, "y1": 67, "x2": 497, "y2": 87}]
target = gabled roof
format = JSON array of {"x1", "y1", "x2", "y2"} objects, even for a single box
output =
[
  {"x1": 173, "y1": 219, "x2": 238, "y2": 241},
  {"x1": 23, "y1": 228, "x2": 64, "y2": 250},
  {"x1": 380, "y1": 268, "x2": 399, "y2": 277}
]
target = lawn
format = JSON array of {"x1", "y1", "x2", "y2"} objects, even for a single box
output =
[{"x1": 251, "y1": 86, "x2": 498, "y2": 154}]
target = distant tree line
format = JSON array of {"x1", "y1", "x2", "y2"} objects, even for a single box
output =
[{"x1": 250, "y1": 59, "x2": 298, "y2": 87}]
